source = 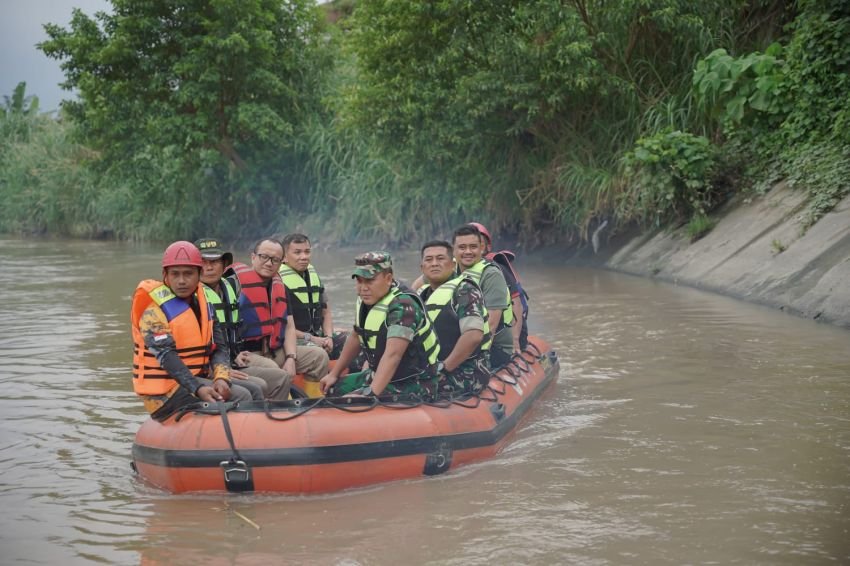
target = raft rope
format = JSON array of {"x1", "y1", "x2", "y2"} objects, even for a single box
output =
[
  {"x1": 217, "y1": 401, "x2": 244, "y2": 463},
  {"x1": 173, "y1": 346, "x2": 548, "y2": 422},
  {"x1": 261, "y1": 397, "x2": 325, "y2": 421},
  {"x1": 216, "y1": 401, "x2": 254, "y2": 493},
  {"x1": 174, "y1": 398, "x2": 239, "y2": 421}
]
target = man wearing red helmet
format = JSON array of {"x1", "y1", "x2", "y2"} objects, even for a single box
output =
[{"x1": 131, "y1": 241, "x2": 256, "y2": 421}]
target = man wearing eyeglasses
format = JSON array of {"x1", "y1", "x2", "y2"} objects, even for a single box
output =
[
  {"x1": 225, "y1": 238, "x2": 329, "y2": 390},
  {"x1": 194, "y1": 237, "x2": 291, "y2": 401}
]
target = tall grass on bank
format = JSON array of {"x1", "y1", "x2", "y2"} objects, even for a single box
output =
[{"x1": 0, "y1": 114, "x2": 100, "y2": 237}]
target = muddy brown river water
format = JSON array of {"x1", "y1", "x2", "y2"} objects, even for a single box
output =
[{"x1": 0, "y1": 238, "x2": 847, "y2": 564}]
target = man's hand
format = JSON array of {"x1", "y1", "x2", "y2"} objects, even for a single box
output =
[
  {"x1": 322, "y1": 336, "x2": 333, "y2": 353},
  {"x1": 230, "y1": 368, "x2": 250, "y2": 380},
  {"x1": 213, "y1": 379, "x2": 232, "y2": 401},
  {"x1": 234, "y1": 351, "x2": 251, "y2": 367},
  {"x1": 196, "y1": 385, "x2": 222, "y2": 402},
  {"x1": 319, "y1": 373, "x2": 338, "y2": 394}
]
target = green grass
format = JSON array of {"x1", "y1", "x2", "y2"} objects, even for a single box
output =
[{"x1": 685, "y1": 214, "x2": 717, "y2": 242}]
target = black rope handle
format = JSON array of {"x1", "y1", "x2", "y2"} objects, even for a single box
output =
[
  {"x1": 217, "y1": 401, "x2": 243, "y2": 464},
  {"x1": 262, "y1": 397, "x2": 324, "y2": 421},
  {"x1": 322, "y1": 395, "x2": 381, "y2": 413},
  {"x1": 513, "y1": 354, "x2": 532, "y2": 374}
]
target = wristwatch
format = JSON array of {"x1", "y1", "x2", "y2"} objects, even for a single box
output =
[
  {"x1": 303, "y1": 333, "x2": 312, "y2": 342},
  {"x1": 285, "y1": 352, "x2": 297, "y2": 361}
]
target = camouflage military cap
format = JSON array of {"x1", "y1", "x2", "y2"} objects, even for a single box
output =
[
  {"x1": 352, "y1": 251, "x2": 393, "y2": 279},
  {"x1": 194, "y1": 237, "x2": 233, "y2": 266}
]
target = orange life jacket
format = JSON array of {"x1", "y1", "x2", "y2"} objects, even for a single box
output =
[
  {"x1": 131, "y1": 279, "x2": 213, "y2": 396},
  {"x1": 229, "y1": 263, "x2": 288, "y2": 350}
]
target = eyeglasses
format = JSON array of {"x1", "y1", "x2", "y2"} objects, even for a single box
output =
[{"x1": 255, "y1": 253, "x2": 283, "y2": 266}]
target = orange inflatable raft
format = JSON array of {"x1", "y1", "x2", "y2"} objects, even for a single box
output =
[{"x1": 131, "y1": 336, "x2": 559, "y2": 494}]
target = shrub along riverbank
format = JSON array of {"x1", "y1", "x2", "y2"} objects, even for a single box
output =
[{"x1": 1, "y1": 0, "x2": 847, "y2": 248}]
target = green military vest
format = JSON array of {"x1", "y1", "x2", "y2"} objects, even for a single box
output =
[
  {"x1": 421, "y1": 275, "x2": 491, "y2": 360},
  {"x1": 356, "y1": 286, "x2": 440, "y2": 381},
  {"x1": 202, "y1": 279, "x2": 239, "y2": 357},
  {"x1": 463, "y1": 259, "x2": 514, "y2": 327},
  {"x1": 278, "y1": 263, "x2": 325, "y2": 334}
]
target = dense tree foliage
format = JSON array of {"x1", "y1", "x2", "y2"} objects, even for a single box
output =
[
  {"x1": 328, "y1": 0, "x2": 791, "y2": 243},
  {"x1": 0, "y1": 0, "x2": 846, "y2": 248},
  {"x1": 692, "y1": 0, "x2": 850, "y2": 231},
  {"x1": 36, "y1": 0, "x2": 332, "y2": 239}
]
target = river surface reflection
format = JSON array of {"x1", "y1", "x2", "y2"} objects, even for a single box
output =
[{"x1": 0, "y1": 238, "x2": 848, "y2": 564}]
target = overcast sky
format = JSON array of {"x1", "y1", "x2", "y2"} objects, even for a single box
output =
[{"x1": 1, "y1": 0, "x2": 111, "y2": 112}]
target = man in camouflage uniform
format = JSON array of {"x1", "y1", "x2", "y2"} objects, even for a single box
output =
[
  {"x1": 319, "y1": 252, "x2": 442, "y2": 398},
  {"x1": 419, "y1": 240, "x2": 492, "y2": 394}
]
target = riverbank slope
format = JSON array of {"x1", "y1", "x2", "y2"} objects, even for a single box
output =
[{"x1": 601, "y1": 183, "x2": 850, "y2": 329}]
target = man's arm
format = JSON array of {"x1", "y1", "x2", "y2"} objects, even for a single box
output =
[
  {"x1": 319, "y1": 330, "x2": 362, "y2": 393},
  {"x1": 282, "y1": 315, "x2": 297, "y2": 375},
  {"x1": 319, "y1": 290, "x2": 334, "y2": 351},
  {"x1": 443, "y1": 281, "x2": 487, "y2": 372},
  {"x1": 500, "y1": 266, "x2": 523, "y2": 352},
  {"x1": 487, "y1": 308, "x2": 504, "y2": 337},
  {"x1": 140, "y1": 306, "x2": 204, "y2": 395},
  {"x1": 321, "y1": 290, "x2": 334, "y2": 337},
  {"x1": 443, "y1": 330, "x2": 484, "y2": 373},
  {"x1": 210, "y1": 320, "x2": 231, "y2": 381},
  {"x1": 368, "y1": 294, "x2": 424, "y2": 394},
  {"x1": 479, "y1": 267, "x2": 510, "y2": 334},
  {"x1": 510, "y1": 296, "x2": 523, "y2": 352}
]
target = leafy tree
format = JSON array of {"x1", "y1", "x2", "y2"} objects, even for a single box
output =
[
  {"x1": 38, "y1": 0, "x2": 332, "y2": 239},
  {"x1": 692, "y1": 0, "x2": 849, "y2": 230},
  {"x1": 339, "y1": 0, "x2": 778, "y2": 242}
]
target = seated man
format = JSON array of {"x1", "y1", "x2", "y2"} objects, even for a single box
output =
[
  {"x1": 279, "y1": 233, "x2": 348, "y2": 359},
  {"x1": 468, "y1": 222, "x2": 529, "y2": 351},
  {"x1": 419, "y1": 240, "x2": 492, "y2": 394},
  {"x1": 453, "y1": 224, "x2": 515, "y2": 368},
  {"x1": 319, "y1": 252, "x2": 441, "y2": 398},
  {"x1": 225, "y1": 238, "x2": 328, "y2": 392},
  {"x1": 194, "y1": 237, "x2": 291, "y2": 401},
  {"x1": 131, "y1": 241, "x2": 257, "y2": 422}
]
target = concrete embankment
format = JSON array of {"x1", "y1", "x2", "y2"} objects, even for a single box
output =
[{"x1": 603, "y1": 182, "x2": 850, "y2": 329}]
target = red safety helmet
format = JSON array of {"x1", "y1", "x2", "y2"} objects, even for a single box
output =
[
  {"x1": 162, "y1": 240, "x2": 204, "y2": 268},
  {"x1": 468, "y1": 222, "x2": 492, "y2": 245}
]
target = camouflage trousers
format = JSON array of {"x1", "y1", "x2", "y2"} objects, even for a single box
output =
[
  {"x1": 441, "y1": 358, "x2": 491, "y2": 395},
  {"x1": 333, "y1": 369, "x2": 440, "y2": 398}
]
